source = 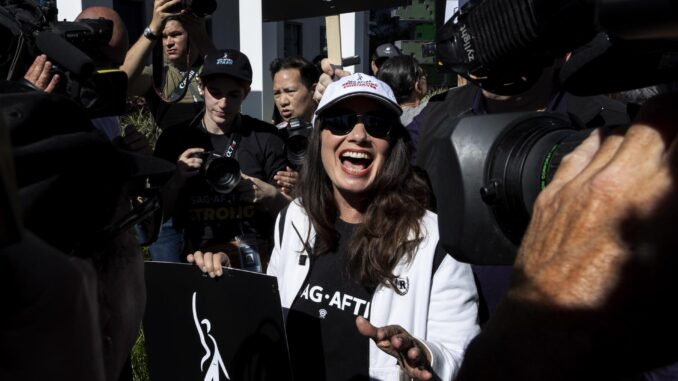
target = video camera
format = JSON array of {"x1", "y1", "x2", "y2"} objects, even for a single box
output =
[
  {"x1": 0, "y1": 0, "x2": 126, "y2": 118},
  {"x1": 427, "y1": 0, "x2": 678, "y2": 265},
  {"x1": 189, "y1": 151, "x2": 241, "y2": 194},
  {"x1": 284, "y1": 117, "x2": 312, "y2": 169}
]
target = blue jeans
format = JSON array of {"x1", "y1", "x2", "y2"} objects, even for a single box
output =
[{"x1": 147, "y1": 218, "x2": 184, "y2": 262}]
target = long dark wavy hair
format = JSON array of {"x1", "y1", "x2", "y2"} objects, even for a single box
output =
[{"x1": 297, "y1": 106, "x2": 430, "y2": 289}]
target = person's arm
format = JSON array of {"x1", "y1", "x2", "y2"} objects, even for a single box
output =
[
  {"x1": 356, "y1": 317, "x2": 434, "y2": 380},
  {"x1": 457, "y1": 93, "x2": 678, "y2": 380},
  {"x1": 356, "y1": 255, "x2": 480, "y2": 380},
  {"x1": 158, "y1": 146, "x2": 204, "y2": 220},
  {"x1": 121, "y1": 0, "x2": 181, "y2": 95}
]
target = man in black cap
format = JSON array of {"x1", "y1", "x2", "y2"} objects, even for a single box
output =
[
  {"x1": 370, "y1": 42, "x2": 402, "y2": 76},
  {"x1": 154, "y1": 49, "x2": 289, "y2": 271}
]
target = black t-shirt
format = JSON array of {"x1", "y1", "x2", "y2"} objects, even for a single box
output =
[
  {"x1": 286, "y1": 219, "x2": 374, "y2": 381},
  {"x1": 154, "y1": 113, "x2": 287, "y2": 256}
]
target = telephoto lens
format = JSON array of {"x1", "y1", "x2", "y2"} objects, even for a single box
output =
[
  {"x1": 190, "y1": 152, "x2": 241, "y2": 194},
  {"x1": 285, "y1": 117, "x2": 313, "y2": 169}
]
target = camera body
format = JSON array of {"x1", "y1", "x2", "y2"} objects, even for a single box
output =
[
  {"x1": 189, "y1": 151, "x2": 241, "y2": 194},
  {"x1": 285, "y1": 117, "x2": 312, "y2": 169},
  {"x1": 166, "y1": 0, "x2": 217, "y2": 17}
]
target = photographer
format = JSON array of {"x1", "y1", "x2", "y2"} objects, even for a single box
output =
[
  {"x1": 269, "y1": 56, "x2": 319, "y2": 195},
  {"x1": 121, "y1": 0, "x2": 218, "y2": 131},
  {"x1": 155, "y1": 50, "x2": 289, "y2": 270}
]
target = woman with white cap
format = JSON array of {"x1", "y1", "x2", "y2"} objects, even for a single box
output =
[{"x1": 191, "y1": 73, "x2": 479, "y2": 381}]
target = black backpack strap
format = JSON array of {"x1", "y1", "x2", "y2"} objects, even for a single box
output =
[
  {"x1": 432, "y1": 242, "x2": 448, "y2": 279},
  {"x1": 277, "y1": 204, "x2": 290, "y2": 247}
]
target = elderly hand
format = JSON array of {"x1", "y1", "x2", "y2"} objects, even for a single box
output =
[
  {"x1": 273, "y1": 166, "x2": 298, "y2": 196},
  {"x1": 356, "y1": 316, "x2": 433, "y2": 380},
  {"x1": 513, "y1": 93, "x2": 678, "y2": 309},
  {"x1": 24, "y1": 55, "x2": 60, "y2": 92},
  {"x1": 187, "y1": 250, "x2": 230, "y2": 278},
  {"x1": 313, "y1": 58, "x2": 352, "y2": 103}
]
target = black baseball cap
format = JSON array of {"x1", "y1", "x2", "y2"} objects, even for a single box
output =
[{"x1": 199, "y1": 49, "x2": 253, "y2": 83}]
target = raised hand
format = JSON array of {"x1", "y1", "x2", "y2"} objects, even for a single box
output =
[{"x1": 356, "y1": 316, "x2": 433, "y2": 380}]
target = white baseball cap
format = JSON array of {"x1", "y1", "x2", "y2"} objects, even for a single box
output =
[{"x1": 314, "y1": 73, "x2": 402, "y2": 122}]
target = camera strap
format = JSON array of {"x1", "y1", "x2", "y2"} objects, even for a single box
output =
[
  {"x1": 223, "y1": 130, "x2": 241, "y2": 160},
  {"x1": 202, "y1": 117, "x2": 242, "y2": 160}
]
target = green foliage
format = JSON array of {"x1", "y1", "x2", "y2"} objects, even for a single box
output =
[
  {"x1": 131, "y1": 327, "x2": 150, "y2": 381},
  {"x1": 120, "y1": 97, "x2": 158, "y2": 148},
  {"x1": 121, "y1": 98, "x2": 154, "y2": 381}
]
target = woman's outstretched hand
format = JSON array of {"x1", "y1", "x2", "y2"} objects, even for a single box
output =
[{"x1": 356, "y1": 316, "x2": 433, "y2": 380}]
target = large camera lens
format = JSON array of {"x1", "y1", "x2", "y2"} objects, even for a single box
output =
[
  {"x1": 485, "y1": 116, "x2": 591, "y2": 246},
  {"x1": 429, "y1": 112, "x2": 592, "y2": 265},
  {"x1": 285, "y1": 118, "x2": 312, "y2": 169},
  {"x1": 203, "y1": 155, "x2": 241, "y2": 194},
  {"x1": 190, "y1": 152, "x2": 240, "y2": 194},
  {"x1": 286, "y1": 135, "x2": 308, "y2": 169}
]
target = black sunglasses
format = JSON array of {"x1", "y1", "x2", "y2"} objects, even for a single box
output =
[{"x1": 320, "y1": 112, "x2": 395, "y2": 139}]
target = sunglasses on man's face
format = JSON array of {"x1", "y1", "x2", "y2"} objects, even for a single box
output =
[{"x1": 320, "y1": 111, "x2": 395, "y2": 139}]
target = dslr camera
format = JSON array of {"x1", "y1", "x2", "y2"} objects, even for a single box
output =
[
  {"x1": 189, "y1": 151, "x2": 241, "y2": 194},
  {"x1": 284, "y1": 117, "x2": 313, "y2": 169},
  {"x1": 167, "y1": 0, "x2": 217, "y2": 17}
]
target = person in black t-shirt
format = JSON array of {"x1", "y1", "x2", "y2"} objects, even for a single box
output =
[{"x1": 157, "y1": 50, "x2": 289, "y2": 269}]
